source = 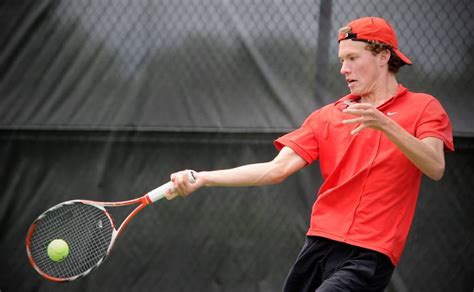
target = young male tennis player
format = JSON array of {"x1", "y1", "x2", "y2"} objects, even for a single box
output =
[{"x1": 169, "y1": 17, "x2": 454, "y2": 291}]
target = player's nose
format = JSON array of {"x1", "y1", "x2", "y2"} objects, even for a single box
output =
[{"x1": 340, "y1": 61, "x2": 350, "y2": 75}]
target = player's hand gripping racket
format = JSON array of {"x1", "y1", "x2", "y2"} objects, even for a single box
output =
[{"x1": 25, "y1": 170, "x2": 196, "y2": 282}]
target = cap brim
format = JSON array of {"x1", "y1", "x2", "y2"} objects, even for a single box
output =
[{"x1": 394, "y1": 48, "x2": 412, "y2": 65}]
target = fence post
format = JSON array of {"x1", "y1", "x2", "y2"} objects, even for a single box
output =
[{"x1": 315, "y1": 0, "x2": 332, "y2": 101}]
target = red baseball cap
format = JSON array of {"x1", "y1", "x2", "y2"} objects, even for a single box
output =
[{"x1": 338, "y1": 17, "x2": 412, "y2": 65}]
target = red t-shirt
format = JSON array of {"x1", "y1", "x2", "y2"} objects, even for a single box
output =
[{"x1": 274, "y1": 85, "x2": 454, "y2": 266}]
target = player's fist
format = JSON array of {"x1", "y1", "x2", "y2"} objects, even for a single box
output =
[{"x1": 168, "y1": 169, "x2": 202, "y2": 199}]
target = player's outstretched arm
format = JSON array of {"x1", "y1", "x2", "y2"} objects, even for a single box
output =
[{"x1": 169, "y1": 146, "x2": 307, "y2": 197}]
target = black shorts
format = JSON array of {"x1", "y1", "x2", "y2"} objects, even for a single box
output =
[{"x1": 283, "y1": 236, "x2": 394, "y2": 292}]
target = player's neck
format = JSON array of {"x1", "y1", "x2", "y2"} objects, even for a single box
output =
[{"x1": 360, "y1": 74, "x2": 398, "y2": 107}]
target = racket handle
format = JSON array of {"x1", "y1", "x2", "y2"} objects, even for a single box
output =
[{"x1": 146, "y1": 170, "x2": 196, "y2": 202}]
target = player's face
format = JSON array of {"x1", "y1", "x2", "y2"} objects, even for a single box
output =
[{"x1": 338, "y1": 40, "x2": 384, "y2": 96}]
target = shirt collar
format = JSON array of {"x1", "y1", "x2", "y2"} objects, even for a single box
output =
[{"x1": 334, "y1": 84, "x2": 408, "y2": 109}]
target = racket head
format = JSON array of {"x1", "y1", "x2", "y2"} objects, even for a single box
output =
[{"x1": 26, "y1": 200, "x2": 116, "y2": 282}]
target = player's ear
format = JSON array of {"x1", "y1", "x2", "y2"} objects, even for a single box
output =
[{"x1": 379, "y1": 49, "x2": 390, "y2": 66}]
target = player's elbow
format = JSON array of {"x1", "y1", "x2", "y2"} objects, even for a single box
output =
[
  {"x1": 432, "y1": 169, "x2": 445, "y2": 181},
  {"x1": 427, "y1": 165, "x2": 445, "y2": 181},
  {"x1": 269, "y1": 161, "x2": 292, "y2": 184},
  {"x1": 272, "y1": 171, "x2": 288, "y2": 184}
]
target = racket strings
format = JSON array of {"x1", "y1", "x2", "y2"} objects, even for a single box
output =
[{"x1": 28, "y1": 202, "x2": 114, "y2": 279}]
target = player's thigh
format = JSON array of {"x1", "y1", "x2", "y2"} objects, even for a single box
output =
[
  {"x1": 283, "y1": 237, "x2": 335, "y2": 292},
  {"x1": 317, "y1": 250, "x2": 394, "y2": 292}
]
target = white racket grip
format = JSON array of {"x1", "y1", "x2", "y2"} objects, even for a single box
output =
[
  {"x1": 146, "y1": 170, "x2": 196, "y2": 203},
  {"x1": 146, "y1": 181, "x2": 176, "y2": 202}
]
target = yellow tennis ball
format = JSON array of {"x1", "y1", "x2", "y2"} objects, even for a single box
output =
[{"x1": 47, "y1": 239, "x2": 69, "y2": 262}]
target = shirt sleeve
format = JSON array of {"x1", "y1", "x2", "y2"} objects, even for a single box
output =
[
  {"x1": 415, "y1": 99, "x2": 454, "y2": 151},
  {"x1": 274, "y1": 110, "x2": 320, "y2": 164}
]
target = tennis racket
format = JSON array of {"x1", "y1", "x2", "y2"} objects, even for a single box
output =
[{"x1": 25, "y1": 170, "x2": 196, "y2": 282}]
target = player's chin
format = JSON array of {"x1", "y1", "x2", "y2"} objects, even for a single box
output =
[
  {"x1": 348, "y1": 86, "x2": 368, "y2": 96},
  {"x1": 348, "y1": 88, "x2": 361, "y2": 95}
]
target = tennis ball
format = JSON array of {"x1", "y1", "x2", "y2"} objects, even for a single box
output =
[{"x1": 47, "y1": 239, "x2": 69, "y2": 262}]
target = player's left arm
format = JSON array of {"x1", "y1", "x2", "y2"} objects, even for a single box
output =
[{"x1": 343, "y1": 103, "x2": 446, "y2": 181}]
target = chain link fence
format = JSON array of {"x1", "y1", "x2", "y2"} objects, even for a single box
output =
[
  {"x1": 1, "y1": 0, "x2": 472, "y2": 132},
  {"x1": 50, "y1": 0, "x2": 473, "y2": 86}
]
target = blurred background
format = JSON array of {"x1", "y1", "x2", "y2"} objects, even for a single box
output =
[{"x1": 0, "y1": 0, "x2": 472, "y2": 291}]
